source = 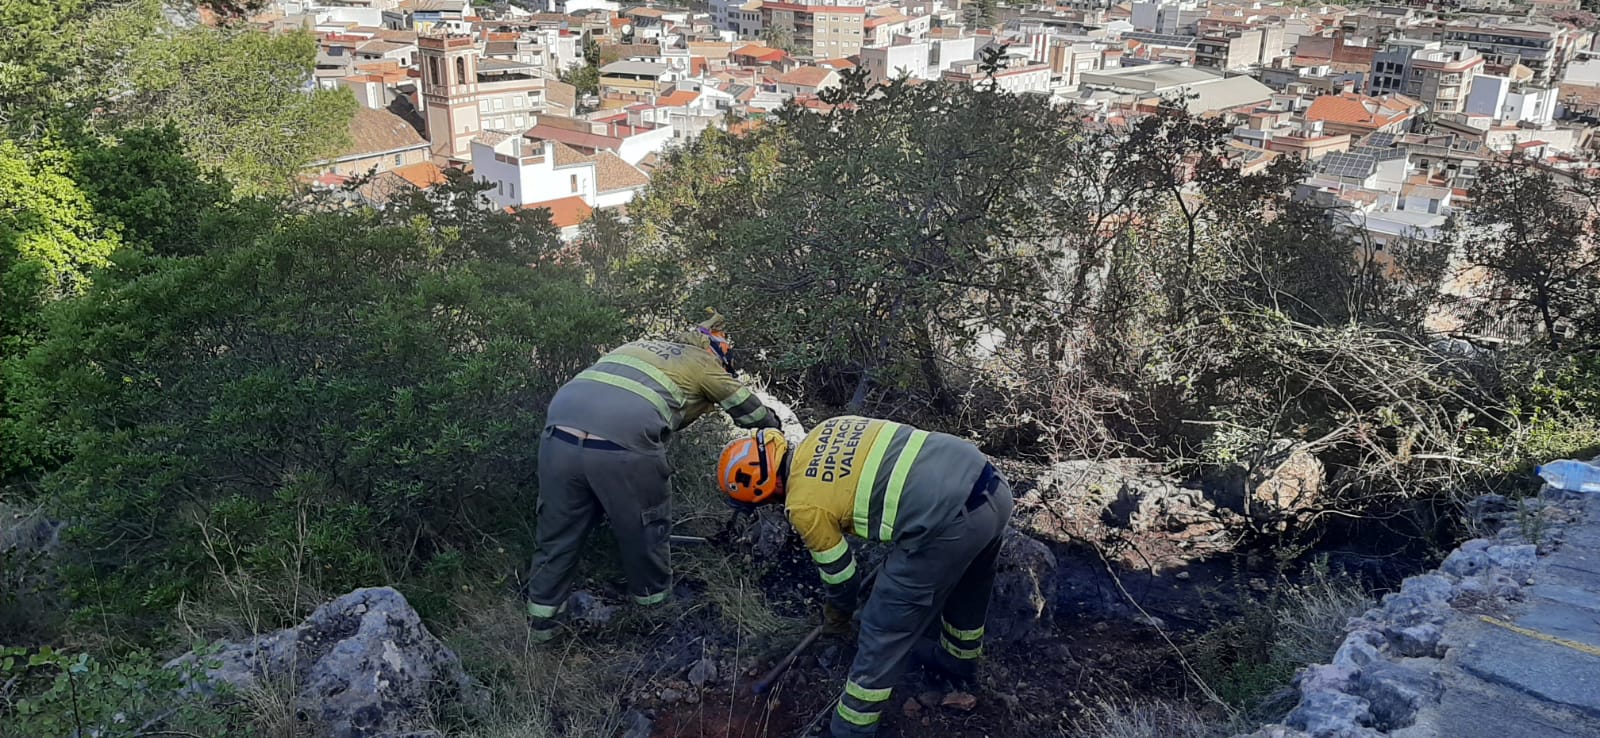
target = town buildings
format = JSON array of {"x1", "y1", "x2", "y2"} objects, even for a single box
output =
[{"x1": 267, "y1": 0, "x2": 1598, "y2": 254}]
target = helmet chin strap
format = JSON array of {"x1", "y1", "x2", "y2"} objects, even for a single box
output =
[{"x1": 698, "y1": 327, "x2": 736, "y2": 375}]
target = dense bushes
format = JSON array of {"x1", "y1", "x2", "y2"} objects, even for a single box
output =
[{"x1": 7, "y1": 178, "x2": 626, "y2": 634}]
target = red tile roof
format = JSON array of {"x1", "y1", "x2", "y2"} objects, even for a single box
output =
[
  {"x1": 732, "y1": 44, "x2": 787, "y2": 63},
  {"x1": 524, "y1": 124, "x2": 621, "y2": 151},
  {"x1": 390, "y1": 161, "x2": 447, "y2": 189},
  {"x1": 654, "y1": 89, "x2": 701, "y2": 107},
  {"x1": 520, "y1": 196, "x2": 594, "y2": 228},
  {"x1": 1304, "y1": 93, "x2": 1413, "y2": 129},
  {"x1": 777, "y1": 65, "x2": 835, "y2": 88}
]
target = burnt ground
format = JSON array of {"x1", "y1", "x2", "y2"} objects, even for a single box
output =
[
  {"x1": 566, "y1": 489, "x2": 1446, "y2": 738},
  {"x1": 618, "y1": 533, "x2": 1233, "y2": 738}
]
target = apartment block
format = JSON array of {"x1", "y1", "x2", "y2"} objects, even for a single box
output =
[{"x1": 759, "y1": 2, "x2": 866, "y2": 60}]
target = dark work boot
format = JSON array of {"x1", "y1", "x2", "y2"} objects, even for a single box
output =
[{"x1": 912, "y1": 638, "x2": 978, "y2": 689}]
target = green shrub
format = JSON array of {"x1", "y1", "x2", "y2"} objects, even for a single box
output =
[
  {"x1": 1190, "y1": 560, "x2": 1371, "y2": 714},
  {"x1": 9, "y1": 176, "x2": 628, "y2": 637},
  {"x1": 0, "y1": 645, "x2": 242, "y2": 738}
]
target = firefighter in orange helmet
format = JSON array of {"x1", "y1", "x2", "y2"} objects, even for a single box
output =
[{"x1": 717, "y1": 417, "x2": 1014, "y2": 736}]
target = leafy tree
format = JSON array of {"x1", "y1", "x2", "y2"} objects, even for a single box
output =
[
  {"x1": 561, "y1": 63, "x2": 600, "y2": 99},
  {"x1": 1448, "y1": 157, "x2": 1600, "y2": 346},
  {"x1": 68, "y1": 125, "x2": 234, "y2": 254},
  {"x1": 0, "y1": 141, "x2": 121, "y2": 477},
  {"x1": 118, "y1": 28, "x2": 357, "y2": 194},
  {"x1": 963, "y1": 0, "x2": 998, "y2": 29},
  {"x1": 11, "y1": 175, "x2": 626, "y2": 633},
  {"x1": 0, "y1": 0, "x2": 163, "y2": 139},
  {"x1": 636, "y1": 73, "x2": 1087, "y2": 410},
  {"x1": 761, "y1": 25, "x2": 799, "y2": 56}
]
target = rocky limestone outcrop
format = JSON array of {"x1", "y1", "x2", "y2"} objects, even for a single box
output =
[
  {"x1": 1018, "y1": 458, "x2": 1246, "y2": 571},
  {"x1": 988, "y1": 527, "x2": 1058, "y2": 643},
  {"x1": 1246, "y1": 441, "x2": 1325, "y2": 523},
  {"x1": 2, "y1": 503, "x2": 63, "y2": 631},
  {"x1": 171, "y1": 587, "x2": 478, "y2": 738},
  {"x1": 1237, "y1": 483, "x2": 1591, "y2": 738}
]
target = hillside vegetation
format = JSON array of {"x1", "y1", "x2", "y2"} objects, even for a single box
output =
[{"x1": 3, "y1": 8, "x2": 1599, "y2": 738}]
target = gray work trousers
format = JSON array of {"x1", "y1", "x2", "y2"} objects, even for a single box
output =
[
  {"x1": 524, "y1": 429, "x2": 674, "y2": 618},
  {"x1": 830, "y1": 480, "x2": 1015, "y2": 737}
]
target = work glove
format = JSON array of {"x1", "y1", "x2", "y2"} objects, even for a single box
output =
[{"x1": 821, "y1": 603, "x2": 854, "y2": 635}]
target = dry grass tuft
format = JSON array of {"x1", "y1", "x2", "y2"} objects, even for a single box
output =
[
  {"x1": 444, "y1": 597, "x2": 638, "y2": 738},
  {"x1": 1069, "y1": 697, "x2": 1234, "y2": 738}
]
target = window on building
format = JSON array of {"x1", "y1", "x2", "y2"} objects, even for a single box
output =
[
  {"x1": 394, "y1": 153, "x2": 403, "y2": 166},
  {"x1": 429, "y1": 57, "x2": 441, "y2": 85},
  {"x1": 570, "y1": 174, "x2": 578, "y2": 192},
  {"x1": 494, "y1": 97, "x2": 505, "y2": 110},
  {"x1": 456, "y1": 56, "x2": 468, "y2": 85},
  {"x1": 509, "y1": 183, "x2": 516, "y2": 200}
]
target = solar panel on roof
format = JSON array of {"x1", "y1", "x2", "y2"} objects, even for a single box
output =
[
  {"x1": 1350, "y1": 144, "x2": 1408, "y2": 162},
  {"x1": 1365, "y1": 131, "x2": 1397, "y2": 148},
  {"x1": 1123, "y1": 31, "x2": 1198, "y2": 47},
  {"x1": 1320, "y1": 151, "x2": 1377, "y2": 178}
]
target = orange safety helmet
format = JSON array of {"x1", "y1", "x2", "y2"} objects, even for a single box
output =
[
  {"x1": 696, "y1": 309, "x2": 735, "y2": 374},
  {"x1": 717, "y1": 429, "x2": 789, "y2": 507}
]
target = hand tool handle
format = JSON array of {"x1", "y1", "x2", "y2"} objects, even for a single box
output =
[{"x1": 752, "y1": 623, "x2": 826, "y2": 695}]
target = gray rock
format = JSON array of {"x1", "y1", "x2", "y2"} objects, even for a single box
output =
[
  {"x1": 171, "y1": 587, "x2": 476, "y2": 738},
  {"x1": 620, "y1": 709, "x2": 653, "y2": 738},
  {"x1": 1442, "y1": 549, "x2": 1490, "y2": 578},
  {"x1": 1298, "y1": 664, "x2": 1356, "y2": 694},
  {"x1": 1240, "y1": 728, "x2": 1314, "y2": 738},
  {"x1": 1398, "y1": 574, "x2": 1454, "y2": 605},
  {"x1": 986, "y1": 528, "x2": 1058, "y2": 643},
  {"x1": 687, "y1": 658, "x2": 717, "y2": 687},
  {"x1": 0, "y1": 504, "x2": 63, "y2": 629},
  {"x1": 1022, "y1": 459, "x2": 1244, "y2": 569},
  {"x1": 1286, "y1": 691, "x2": 1378, "y2": 738},
  {"x1": 0, "y1": 504, "x2": 60, "y2": 553},
  {"x1": 1385, "y1": 623, "x2": 1443, "y2": 658},
  {"x1": 1351, "y1": 661, "x2": 1441, "y2": 730},
  {"x1": 1331, "y1": 632, "x2": 1382, "y2": 670},
  {"x1": 568, "y1": 591, "x2": 616, "y2": 625},
  {"x1": 1485, "y1": 544, "x2": 1536, "y2": 575},
  {"x1": 1249, "y1": 441, "x2": 1325, "y2": 519}
]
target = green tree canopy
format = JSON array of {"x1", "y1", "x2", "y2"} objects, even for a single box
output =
[
  {"x1": 120, "y1": 28, "x2": 357, "y2": 194},
  {"x1": 1448, "y1": 157, "x2": 1600, "y2": 346},
  {"x1": 10, "y1": 176, "x2": 626, "y2": 632}
]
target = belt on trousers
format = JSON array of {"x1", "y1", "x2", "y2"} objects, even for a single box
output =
[
  {"x1": 550, "y1": 426, "x2": 626, "y2": 451},
  {"x1": 966, "y1": 463, "x2": 1001, "y2": 511}
]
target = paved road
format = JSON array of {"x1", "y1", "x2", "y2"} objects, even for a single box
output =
[{"x1": 1397, "y1": 491, "x2": 1600, "y2": 738}]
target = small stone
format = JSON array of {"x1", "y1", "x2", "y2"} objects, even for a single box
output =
[
  {"x1": 684, "y1": 691, "x2": 700, "y2": 704},
  {"x1": 916, "y1": 690, "x2": 943, "y2": 708},
  {"x1": 620, "y1": 710, "x2": 653, "y2": 738},
  {"x1": 660, "y1": 688, "x2": 683, "y2": 704},
  {"x1": 1250, "y1": 578, "x2": 1270, "y2": 592},
  {"x1": 1176, "y1": 571, "x2": 1192, "y2": 581},
  {"x1": 687, "y1": 659, "x2": 717, "y2": 687},
  {"x1": 1091, "y1": 621, "x2": 1110, "y2": 633},
  {"x1": 902, "y1": 698, "x2": 923, "y2": 718},
  {"x1": 941, "y1": 692, "x2": 978, "y2": 712}
]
